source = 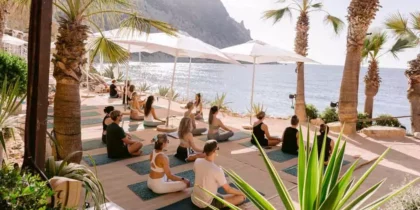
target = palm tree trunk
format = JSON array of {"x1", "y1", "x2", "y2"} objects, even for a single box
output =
[
  {"x1": 294, "y1": 12, "x2": 309, "y2": 123},
  {"x1": 364, "y1": 59, "x2": 380, "y2": 118},
  {"x1": 0, "y1": 2, "x2": 8, "y2": 50},
  {"x1": 338, "y1": 0, "x2": 380, "y2": 135},
  {"x1": 52, "y1": 19, "x2": 88, "y2": 163},
  {"x1": 406, "y1": 54, "x2": 420, "y2": 133}
]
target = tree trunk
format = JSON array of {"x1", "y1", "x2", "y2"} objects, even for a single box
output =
[
  {"x1": 406, "y1": 54, "x2": 420, "y2": 133},
  {"x1": 364, "y1": 59, "x2": 380, "y2": 118},
  {"x1": 52, "y1": 19, "x2": 88, "y2": 163},
  {"x1": 294, "y1": 12, "x2": 309, "y2": 123},
  {"x1": 0, "y1": 2, "x2": 8, "y2": 50},
  {"x1": 338, "y1": 0, "x2": 380, "y2": 135}
]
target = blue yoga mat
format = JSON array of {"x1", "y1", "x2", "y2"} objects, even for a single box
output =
[
  {"x1": 266, "y1": 149, "x2": 298, "y2": 163},
  {"x1": 157, "y1": 183, "x2": 264, "y2": 210},
  {"x1": 82, "y1": 138, "x2": 105, "y2": 151},
  {"x1": 48, "y1": 117, "x2": 103, "y2": 129},
  {"x1": 282, "y1": 160, "x2": 351, "y2": 176},
  {"x1": 127, "y1": 155, "x2": 189, "y2": 175},
  {"x1": 128, "y1": 170, "x2": 195, "y2": 201},
  {"x1": 82, "y1": 153, "x2": 131, "y2": 166},
  {"x1": 198, "y1": 131, "x2": 251, "y2": 142}
]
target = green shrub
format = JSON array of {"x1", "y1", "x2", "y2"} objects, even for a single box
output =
[
  {"x1": 357, "y1": 112, "x2": 372, "y2": 131},
  {"x1": 376, "y1": 114, "x2": 402, "y2": 127},
  {"x1": 210, "y1": 93, "x2": 231, "y2": 111},
  {"x1": 321, "y1": 107, "x2": 339, "y2": 124},
  {"x1": 247, "y1": 103, "x2": 267, "y2": 117},
  {"x1": 0, "y1": 51, "x2": 28, "y2": 95},
  {"x1": 139, "y1": 82, "x2": 151, "y2": 92},
  {"x1": 202, "y1": 128, "x2": 419, "y2": 210},
  {"x1": 306, "y1": 104, "x2": 319, "y2": 120},
  {"x1": 0, "y1": 163, "x2": 54, "y2": 210}
]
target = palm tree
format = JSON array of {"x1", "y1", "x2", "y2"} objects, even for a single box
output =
[
  {"x1": 362, "y1": 31, "x2": 413, "y2": 118},
  {"x1": 52, "y1": 0, "x2": 176, "y2": 163},
  {"x1": 262, "y1": 0, "x2": 344, "y2": 122},
  {"x1": 385, "y1": 12, "x2": 420, "y2": 133},
  {"x1": 338, "y1": 0, "x2": 380, "y2": 135}
]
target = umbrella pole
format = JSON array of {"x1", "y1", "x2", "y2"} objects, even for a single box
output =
[
  {"x1": 139, "y1": 52, "x2": 142, "y2": 95},
  {"x1": 166, "y1": 52, "x2": 178, "y2": 126},
  {"x1": 86, "y1": 50, "x2": 90, "y2": 97},
  {"x1": 124, "y1": 44, "x2": 131, "y2": 111},
  {"x1": 250, "y1": 57, "x2": 256, "y2": 125},
  {"x1": 186, "y1": 57, "x2": 192, "y2": 101}
]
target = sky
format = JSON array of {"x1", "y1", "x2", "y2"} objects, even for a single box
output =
[{"x1": 220, "y1": 0, "x2": 419, "y2": 69}]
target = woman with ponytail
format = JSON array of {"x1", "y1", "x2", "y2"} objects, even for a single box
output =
[
  {"x1": 147, "y1": 134, "x2": 190, "y2": 194},
  {"x1": 207, "y1": 106, "x2": 233, "y2": 142},
  {"x1": 144, "y1": 96, "x2": 166, "y2": 127}
]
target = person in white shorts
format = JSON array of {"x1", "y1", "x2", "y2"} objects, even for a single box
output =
[
  {"x1": 147, "y1": 134, "x2": 190, "y2": 194},
  {"x1": 191, "y1": 140, "x2": 245, "y2": 208}
]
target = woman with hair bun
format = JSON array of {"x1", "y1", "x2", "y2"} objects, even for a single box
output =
[
  {"x1": 147, "y1": 134, "x2": 190, "y2": 194},
  {"x1": 251, "y1": 111, "x2": 281, "y2": 146},
  {"x1": 102, "y1": 106, "x2": 115, "y2": 143}
]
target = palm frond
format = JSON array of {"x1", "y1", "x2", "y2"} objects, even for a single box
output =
[
  {"x1": 310, "y1": 2, "x2": 323, "y2": 9},
  {"x1": 385, "y1": 12, "x2": 410, "y2": 37},
  {"x1": 262, "y1": 7, "x2": 292, "y2": 24},
  {"x1": 410, "y1": 12, "x2": 420, "y2": 32},
  {"x1": 324, "y1": 15, "x2": 345, "y2": 34},
  {"x1": 88, "y1": 36, "x2": 130, "y2": 64},
  {"x1": 120, "y1": 13, "x2": 177, "y2": 36},
  {"x1": 389, "y1": 38, "x2": 415, "y2": 59}
]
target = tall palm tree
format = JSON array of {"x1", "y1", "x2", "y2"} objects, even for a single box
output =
[
  {"x1": 385, "y1": 12, "x2": 420, "y2": 133},
  {"x1": 362, "y1": 31, "x2": 413, "y2": 118},
  {"x1": 52, "y1": 0, "x2": 176, "y2": 163},
  {"x1": 262, "y1": 0, "x2": 344, "y2": 122},
  {"x1": 338, "y1": 0, "x2": 380, "y2": 135}
]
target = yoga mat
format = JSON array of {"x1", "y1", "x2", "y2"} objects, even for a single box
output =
[
  {"x1": 239, "y1": 141, "x2": 254, "y2": 148},
  {"x1": 167, "y1": 132, "x2": 179, "y2": 139},
  {"x1": 127, "y1": 155, "x2": 188, "y2": 175},
  {"x1": 82, "y1": 138, "x2": 105, "y2": 151},
  {"x1": 127, "y1": 170, "x2": 195, "y2": 201},
  {"x1": 198, "y1": 131, "x2": 251, "y2": 142},
  {"x1": 266, "y1": 150, "x2": 298, "y2": 163},
  {"x1": 127, "y1": 123, "x2": 155, "y2": 132},
  {"x1": 82, "y1": 153, "x2": 131, "y2": 167},
  {"x1": 81, "y1": 105, "x2": 99, "y2": 111},
  {"x1": 157, "y1": 183, "x2": 264, "y2": 210},
  {"x1": 282, "y1": 160, "x2": 351, "y2": 177},
  {"x1": 81, "y1": 111, "x2": 101, "y2": 117}
]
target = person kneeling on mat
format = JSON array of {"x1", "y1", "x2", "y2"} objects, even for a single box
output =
[
  {"x1": 147, "y1": 134, "x2": 191, "y2": 194},
  {"x1": 191, "y1": 140, "x2": 245, "y2": 208},
  {"x1": 106, "y1": 110, "x2": 143, "y2": 158}
]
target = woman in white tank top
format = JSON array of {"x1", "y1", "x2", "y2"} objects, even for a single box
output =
[
  {"x1": 143, "y1": 96, "x2": 166, "y2": 127},
  {"x1": 147, "y1": 134, "x2": 190, "y2": 194}
]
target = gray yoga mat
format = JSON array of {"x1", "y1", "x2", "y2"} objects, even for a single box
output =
[
  {"x1": 157, "y1": 183, "x2": 264, "y2": 210},
  {"x1": 128, "y1": 170, "x2": 195, "y2": 201},
  {"x1": 48, "y1": 117, "x2": 103, "y2": 129},
  {"x1": 82, "y1": 138, "x2": 105, "y2": 151},
  {"x1": 198, "y1": 131, "x2": 251, "y2": 142},
  {"x1": 81, "y1": 111, "x2": 101, "y2": 117},
  {"x1": 282, "y1": 160, "x2": 351, "y2": 176},
  {"x1": 82, "y1": 153, "x2": 131, "y2": 166},
  {"x1": 127, "y1": 155, "x2": 189, "y2": 175},
  {"x1": 266, "y1": 149, "x2": 298, "y2": 163}
]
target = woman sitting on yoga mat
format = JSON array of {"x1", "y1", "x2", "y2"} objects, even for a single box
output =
[
  {"x1": 130, "y1": 92, "x2": 145, "y2": 121},
  {"x1": 251, "y1": 111, "x2": 282, "y2": 146},
  {"x1": 126, "y1": 84, "x2": 135, "y2": 106},
  {"x1": 175, "y1": 117, "x2": 206, "y2": 162},
  {"x1": 194, "y1": 93, "x2": 204, "y2": 120},
  {"x1": 207, "y1": 106, "x2": 234, "y2": 142},
  {"x1": 144, "y1": 96, "x2": 166, "y2": 127},
  {"x1": 102, "y1": 106, "x2": 114, "y2": 144},
  {"x1": 184, "y1": 102, "x2": 207, "y2": 136},
  {"x1": 147, "y1": 134, "x2": 191, "y2": 194}
]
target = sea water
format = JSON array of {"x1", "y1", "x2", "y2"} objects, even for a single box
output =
[{"x1": 125, "y1": 62, "x2": 410, "y2": 130}]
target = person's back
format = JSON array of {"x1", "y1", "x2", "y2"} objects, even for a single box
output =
[
  {"x1": 281, "y1": 115, "x2": 299, "y2": 155},
  {"x1": 106, "y1": 123, "x2": 129, "y2": 158},
  {"x1": 317, "y1": 124, "x2": 333, "y2": 162},
  {"x1": 110, "y1": 81, "x2": 118, "y2": 97},
  {"x1": 251, "y1": 122, "x2": 265, "y2": 145},
  {"x1": 192, "y1": 158, "x2": 227, "y2": 208}
]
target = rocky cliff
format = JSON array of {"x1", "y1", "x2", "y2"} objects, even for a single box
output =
[{"x1": 135, "y1": 0, "x2": 252, "y2": 62}]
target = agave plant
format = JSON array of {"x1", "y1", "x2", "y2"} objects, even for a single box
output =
[
  {"x1": 202, "y1": 127, "x2": 419, "y2": 210},
  {"x1": 139, "y1": 82, "x2": 151, "y2": 93},
  {"x1": 45, "y1": 152, "x2": 105, "y2": 209},
  {"x1": 0, "y1": 78, "x2": 26, "y2": 157},
  {"x1": 247, "y1": 103, "x2": 267, "y2": 117},
  {"x1": 210, "y1": 93, "x2": 231, "y2": 111},
  {"x1": 157, "y1": 86, "x2": 170, "y2": 97},
  {"x1": 102, "y1": 65, "x2": 125, "y2": 82}
]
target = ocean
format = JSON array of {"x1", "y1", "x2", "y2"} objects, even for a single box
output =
[{"x1": 124, "y1": 62, "x2": 410, "y2": 129}]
